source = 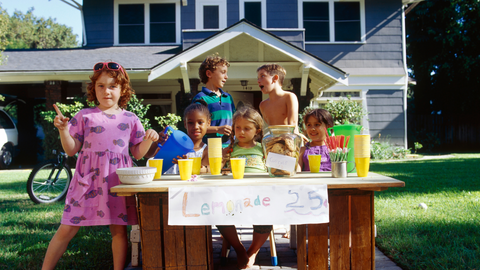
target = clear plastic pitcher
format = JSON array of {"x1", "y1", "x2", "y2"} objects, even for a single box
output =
[{"x1": 154, "y1": 126, "x2": 194, "y2": 174}]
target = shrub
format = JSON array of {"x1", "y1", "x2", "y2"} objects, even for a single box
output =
[
  {"x1": 370, "y1": 134, "x2": 410, "y2": 160},
  {"x1": 35, "y1": 94, "x2": 152, "y2": 161},
  {"x1": 323, "y1": 96, "x2": 368, "y2": 125}
]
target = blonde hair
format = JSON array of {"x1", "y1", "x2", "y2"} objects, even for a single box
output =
[
  {"x1": 198, "y1": 53, "x2": 230, "y2": 84},
  {"x1": 223, "y1": 105, "x2": 264, "y2": 162},
  {"x1": 87, "y1": 63, "x2": 133, "y2": 109},
  {"x1": 256, "y1": 63, "x2": 287, "y2": 86}
]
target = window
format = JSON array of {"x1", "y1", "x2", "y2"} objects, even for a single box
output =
[
  {"x1": 239, "y1": 0, "x2": 266, "y2": 27},
  {"x1": 299, "y1": 0, "x2": 364, "y2": 43},
  {"x1": 150, "y1": 4, "x2": 176, "y2": 43},
  {"x1": 196, "y1": 0, "x2": 227, "y2": 30},
  {"x1": 114, "y1": 0, "x2": 181, "y2": 45},
  {"x1": 204, "y1": 6, "x2": 219, "y2": 29}
]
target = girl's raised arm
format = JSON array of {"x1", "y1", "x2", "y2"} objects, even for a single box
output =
[
  {"x1": 53, "y1": 104, "x2": 81, "y2": 156},
  {"x1": 130, "y1": 129, "x2": 159, "y2": 160}
]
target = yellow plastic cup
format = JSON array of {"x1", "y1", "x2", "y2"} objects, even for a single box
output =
[
  {"x1": 355, "y1": 157, "x2": 370, "y2": 177},
  {"x1": 178, "y1": 159, "x2": 193, "y2": 180},
  {"x1": 209, "y1": 157, "x2": 222, "y2": 175},
  {"x1": 230, "y1": 158, "x2": 246, "y2": 179},
  {"x1": 354, "y1": 135, "x2": 371, "y2": 158},
  {"x1": 308, "y1": 154, "x2": 322, "y2": 173},
  {"x1": 147, "y1": 159, "x2": 163, "y2": 179},
  {"x1": 189, "y1": 157, "x2": 202, "y2": 175}
]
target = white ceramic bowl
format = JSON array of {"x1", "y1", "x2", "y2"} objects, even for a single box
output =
[{"x1": 116, "y1": 167, "x2": 157, "y2": 185}]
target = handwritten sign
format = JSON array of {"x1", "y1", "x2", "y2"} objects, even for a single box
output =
[
  {"x1": 265, "y1": 152, "x2": 296, "y2": 171},
  {"x1": 168, "y1": 185, "x2": 329, "y2": 226}
]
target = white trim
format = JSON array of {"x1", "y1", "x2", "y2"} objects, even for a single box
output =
[
  {"x1": 401, "y1": 5, "x2": 408, "y2": 149},
  {"x1": 114, "y1": 0, "x2": 181, "y2": 45},
  {"x1": 298, "y1": 0, "x2": 366, "y2": 43},
  {"x1": 149, "y1": 22, "x2": 348, "y2": 87},
  {"x1": 195, "y1": 0, "x2": 227, "y2": 30},
  {"x1": 239, "y1": 0, "x2": 267, "y2": 28}
]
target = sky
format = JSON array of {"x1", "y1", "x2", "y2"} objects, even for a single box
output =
[{"x1": 0, "y1": 0, "x2": 83, "y2": 42}]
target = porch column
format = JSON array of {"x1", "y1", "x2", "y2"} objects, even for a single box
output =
[
  {"x1": 44, "y1": 80, "x2": 68, "y2": 109},
  {"x1": 291, "y1": 78, "x2": 314, "y2": 113},
  {"x1": 175, "y1": 79, "x2": 201, "y2": 128}
]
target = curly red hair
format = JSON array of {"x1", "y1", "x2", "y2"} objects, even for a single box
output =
[{"x1": 86, "y1": 65, "x2": 134, "y2": 109}]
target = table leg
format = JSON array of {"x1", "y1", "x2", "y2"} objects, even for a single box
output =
[
  {"x1": 351, "y1": 191, "x2": 374, "y2": 270},
  {"x1": 296, "y1": 224, "x2": 307, "y2": 270},
  {"x1": 329, "y1": 192, "x2": 350, "y2": 270}
]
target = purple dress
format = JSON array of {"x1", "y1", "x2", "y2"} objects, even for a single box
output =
[
  {"x1": 302, "y1": 143, "x2": 331, "y2": 172},
  {"x1": 62, "y1": 107, "x2": 145, "y2": 226}
]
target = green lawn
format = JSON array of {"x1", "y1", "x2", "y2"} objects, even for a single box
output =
[
  {"x1": 1, "y1": 154, "x2": 479, "y2": 269},
  {"x1": 0, "y1": 170, "x2": 121, "y2": 269},
  {"x1": 372, "y1": 153, "x2": 480, "y2": 270}
]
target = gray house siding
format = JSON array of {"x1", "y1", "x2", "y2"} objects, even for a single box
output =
[
  {"x1": 305, "y1": 0, "x2": 403, "y2": 73},
  {"x1": 266, "y1": 1, "x2": 298, "y2": 28},
  {"x1": 84, "y1": 0, "x2": 114, "y2": 47},
  {"x1": 366, "y1": 90, "x2": 404, "y2": 145}
]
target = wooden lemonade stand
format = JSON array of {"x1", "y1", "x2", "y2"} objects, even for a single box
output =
[{"x1": 111, "y1": 172, "x2": 404, "y2": 269}]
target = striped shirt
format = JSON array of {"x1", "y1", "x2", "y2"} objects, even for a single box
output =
[{"x1": 193, "y1": 87, "x2": 236, "y2": 146}]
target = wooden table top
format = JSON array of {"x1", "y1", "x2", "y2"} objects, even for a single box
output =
[{"x1": 111, "y1": 172, "x2": 405, "y2": 196}]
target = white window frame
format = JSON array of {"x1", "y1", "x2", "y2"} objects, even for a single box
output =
[
  {"x1": 195, "y1": 0, "x2": 227, "y2": 30},
  {"x1": 114, "y1": 0, "x2": 181, "y2": 45},
  {"x1": 239, "y1": 0, "x2": 267, "y2": 28},
  {"x1": 298, "y1": 0, "x2": 366, "y2": 44}
]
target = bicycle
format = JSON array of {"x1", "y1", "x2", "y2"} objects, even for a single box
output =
[{"x1": 27, "y1": 150, "x2": 73, "y2": 204}]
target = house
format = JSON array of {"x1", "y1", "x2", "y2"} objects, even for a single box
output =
[{"x1": 0, "y1": 0, "x2": 418, "y2": 161}]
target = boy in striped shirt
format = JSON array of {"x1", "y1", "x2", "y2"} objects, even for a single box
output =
[{"x1": 193, "y1": 54, "x2": 236, "y2": 147}]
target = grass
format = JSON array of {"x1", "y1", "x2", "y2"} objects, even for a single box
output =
[
  {"x1": 1, "y1": 154, "x2": 479, "y2": 269},
  {"x1": 0, "y1": 170, "x2": 123, "y2": 270},
  {"x1": 372, "y1": 153, "x2": 480, "y2": 270}
]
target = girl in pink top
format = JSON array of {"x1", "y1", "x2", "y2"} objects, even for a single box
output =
[{"x1": 42, "y1": 62, "x2": 158, "y2": 270}]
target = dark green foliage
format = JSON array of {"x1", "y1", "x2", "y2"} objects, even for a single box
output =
[{"x1": 407, "y1": 0, "x2": 480, "y2": 115}]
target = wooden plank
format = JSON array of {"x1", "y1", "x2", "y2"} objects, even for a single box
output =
[
  {"x1": 307, "y1": 223, "x2": 329, "y2": 269},
  {"x1": 329, "y1": 193, "x2": 350, "y2": 270},
  {"x1": 185, "y1": 226, "x2": 209, "y2": 270},
  {"x1": 161, "y1": 193, "x2": 186, "y2": 270},
  {"x1": 206, "y1": 225, "x2": 214, "y2": 269},
  {"x1": 110, "y1": 172, "x2": 405, "y2": 195},
  {"x1": 351, "y1": 193, "x2": 373, "y2": 270},
  {"x1": 296, "y1": 224, "x2": 307, "y2": 270},
  {"x1": 138, "y1": 193, "x2": 163, "y2": 268}
]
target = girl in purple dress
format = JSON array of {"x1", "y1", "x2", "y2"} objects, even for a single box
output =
[
  {"x1": 42, "y1": 62, "x2": 159, "y2": 270},
  {"x1": 298, "y1": 109, "x2": 334, "y2": 172}
]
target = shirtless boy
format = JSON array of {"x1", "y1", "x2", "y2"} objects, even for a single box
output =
[{"x1": 257, "y1": 63, "x2": 299, "y2": 129}]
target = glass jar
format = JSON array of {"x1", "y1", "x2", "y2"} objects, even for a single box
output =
[{"x1": 262, "y1": 125, "x2": 302, "y2": 177}]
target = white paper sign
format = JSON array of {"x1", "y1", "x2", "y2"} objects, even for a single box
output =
[
  {"x1": 265, "y1": 152, "x2": 296, "y2": 171},
  {"x1": 168, "y1": 185, "x2": 329, "y2": 226}
]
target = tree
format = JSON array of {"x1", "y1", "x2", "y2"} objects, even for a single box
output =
[
  {"x1": 0, "y1": 6, "x2": 9, "y2": 65},
  {"x1": 3, "y1": 6, "x2": 78, "y2": 49},
  {"x1": 407, "y1": 0, "x2": 480, "y2": 115}
]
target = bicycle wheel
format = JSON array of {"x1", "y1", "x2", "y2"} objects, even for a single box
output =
[{"x1": 27, "y1": 160, "x2": 72, "y2": 204}]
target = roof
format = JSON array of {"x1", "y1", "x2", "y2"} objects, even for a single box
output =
[
  {"x1": 0, "y1": 46, "x2": 181, "y2": 82},
  {"x1": 149, "y1": 19, "x2": 348, "y2": 94}
]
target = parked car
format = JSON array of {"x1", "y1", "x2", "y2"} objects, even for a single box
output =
[{"x1": 0, "y1": 108, "x2": 18, "y2": 168}]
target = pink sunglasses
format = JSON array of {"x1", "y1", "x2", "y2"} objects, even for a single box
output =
[{"x1": 93, "y1": 62, "x2": 125, "y2": 76}]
